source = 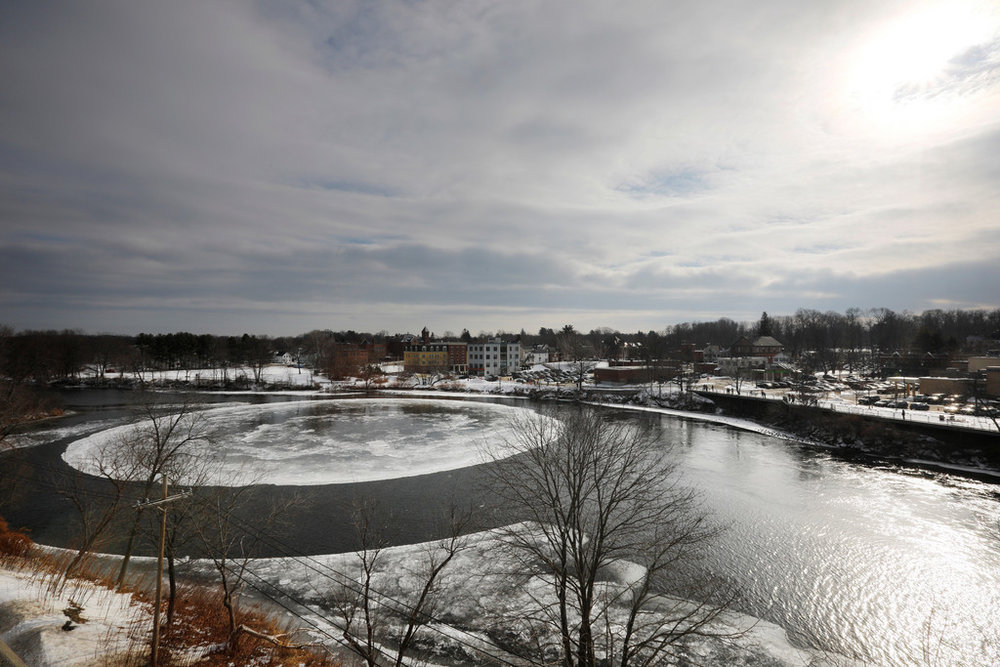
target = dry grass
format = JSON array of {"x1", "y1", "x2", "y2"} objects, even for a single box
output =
[
  {"x1": 0, "y1": 514, "x2": 32, "y2": 557},
  {"x1": 0, "y1": 516, "x2": 340, "y2": 665},
  {"x1": 159, "y1": 584, "x2": 337, "y2": 666}
]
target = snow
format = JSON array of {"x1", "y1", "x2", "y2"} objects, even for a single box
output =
[
  {"x1": 0, "y1": 567, "x2": 150, "y2": 666},
  {"x1": 98, "y1": 363, "x2": 329, "y2": 388}
]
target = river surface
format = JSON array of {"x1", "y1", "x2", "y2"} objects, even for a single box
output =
[{"x1": 6, "y1": 390, "x2": 1000, "y2": 664}]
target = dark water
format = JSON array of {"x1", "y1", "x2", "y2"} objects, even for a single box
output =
[{"x1": 5, "y1": 390, "x2": 999, "y2": 664}]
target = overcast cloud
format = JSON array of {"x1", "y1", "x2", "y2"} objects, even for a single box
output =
[{"x1": 2, "y1": 0, "x2": 998, "y2": 335}]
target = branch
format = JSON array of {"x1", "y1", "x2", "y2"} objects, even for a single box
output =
[{"x1": 235, "y1": 624, "x2": 319, "y2": 650}]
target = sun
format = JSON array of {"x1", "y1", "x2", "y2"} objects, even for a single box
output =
[{"x1": 846, "y1": 2, "x2": 999, "y2": 128}]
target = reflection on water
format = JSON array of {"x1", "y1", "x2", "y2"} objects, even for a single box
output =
[{"x1": 662, "y1": 415, "x2": 1000, "y2": 664}]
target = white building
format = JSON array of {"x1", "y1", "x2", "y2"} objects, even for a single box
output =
[
  {"x1": 468, "y1": 338, "x2": 521, "y2": 376},
  {"x1": 522, "y1": 344, "x2": 551, "y2": 366}
]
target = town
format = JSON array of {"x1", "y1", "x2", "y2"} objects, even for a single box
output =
[{"x1": 4, "y1": 309, "x2": 999, "y2": 436}]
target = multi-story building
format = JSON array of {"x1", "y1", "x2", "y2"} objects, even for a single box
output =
[
  {"x1": 468, "y1": 338, "x2": 521, "y2": 376},
  {"x1": 403, "y1": 343, "x2": 449, "y2": 373},
  {"x1": 522, "y1": 344, "x2": 551, "y2": 366},
  {"x1": 444, "y1": 341, "x2": 468, "y2": 374},
  {"x1": 402, "y1": 328, "x2": 467, "y2": 374},
  {"x1": 328, "y1": 342, "x2": 368, "y2": 379}
]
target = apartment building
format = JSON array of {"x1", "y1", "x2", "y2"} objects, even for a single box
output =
[{"x1": 468, "y1": 338, "x2": 521, "y2": 376}]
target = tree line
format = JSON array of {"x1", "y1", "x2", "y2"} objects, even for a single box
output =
[{"x1": 2, "y1": 307, "x2": 999, "y2": 385}]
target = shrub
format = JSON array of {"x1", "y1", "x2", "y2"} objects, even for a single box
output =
[{"x1": 0, "y1": 514, "x2": 33, "y2": 557}]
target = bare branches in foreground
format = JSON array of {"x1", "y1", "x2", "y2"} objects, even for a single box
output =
[{"x1": 484, "y1": 408, "x2": 743, "y2": 667}]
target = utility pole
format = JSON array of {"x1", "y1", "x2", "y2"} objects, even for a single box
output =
[{"x1": 136, "y1": 476, "x2": 191, "y2": 666}]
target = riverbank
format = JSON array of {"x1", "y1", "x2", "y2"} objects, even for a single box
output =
[
  {"x1": 695, "y1": 390, "x2": 1000, "y2": 475},
  {"x1": 44, "y1": 369, "x2": 1000, "y2": 478}
]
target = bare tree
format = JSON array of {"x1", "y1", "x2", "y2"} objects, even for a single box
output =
[
  {"x1": 485, "y1": 408, "x2": 741, "y2": 667},
  {"x1": 331, "y1": 500, "x2": 470, "y2": 666},
  {"x1": 0, "y1": 325, "x2": 56, "y2": 449},
  {"x1": 58, "y1": 432, "x2": 144, "y2": 582},
  {"x1": 191, "y1": 479, "x2": 302, "y2": 652},
  {"x1": 359, "y1": 364, "x2": 387, "y2": 393},
  {"x1": 557, "y1": 326, "x2": 596, "y2": 393},
  {"x1": 136, "y1": 454, "x2": 223, "y2": 625},
  {"x1": 241, "y1": 334, "x2": 272, "y2": 385},
  {"x1": 112, "y1": 395, "x2": 213, "y2": 588}
]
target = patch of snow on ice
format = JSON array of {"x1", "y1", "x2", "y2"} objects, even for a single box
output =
[{"x1": 62, "y1": 398, "x2": 548, "y2": 486}]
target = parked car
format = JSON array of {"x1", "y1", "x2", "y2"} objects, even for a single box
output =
[{"x1": 908, "y1": 402, "x2": 930, "y2": 411}]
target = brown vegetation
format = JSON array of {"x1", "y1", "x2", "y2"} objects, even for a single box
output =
[
  {"x1": 0, "y1": 524, "x2": 338, "y2": 666},
  {"x1": 0, "y1": 514, "x2": 32, "y2": 558}
]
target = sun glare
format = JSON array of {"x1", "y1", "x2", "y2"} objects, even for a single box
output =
[{"x1": 846, "y1": 2, "x2": 999, "y2": 132}]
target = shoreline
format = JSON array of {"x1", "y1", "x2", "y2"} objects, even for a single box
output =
[{"x1": 44, "y1": 378, "x2": 1000, "y2": 482}]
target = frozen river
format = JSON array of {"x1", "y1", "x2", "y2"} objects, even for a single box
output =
[{"x1": 9, "y1": 391, "x2": 1000, "y2": 664}]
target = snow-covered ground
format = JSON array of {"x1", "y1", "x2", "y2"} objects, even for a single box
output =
[
  {"x1": 98, "y1": 363, "x2": 329, "y2": 389},
  {"x1": 0, "y1": 566, "x2": 150, "y2": 666}
]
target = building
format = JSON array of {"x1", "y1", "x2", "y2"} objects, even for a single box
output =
[
  {"x1": 328, "y1": 342, "x2": 368, "y2": 379},
  {"x1": 443, "y1": 341, "x2": 468, "y2": 374},
  {"x1": 729, "y1": 336, "x2": 754, "y2": 357},
  {"x1": 751, "y1": 336, "x2": 785, "y2": 363},
  {"x1": 969, "y1": 356, "x2": 1000, "y2": 373},
  {"x1": 729, "y1": 336, "x2": 784, "y2": 363},
  {"x1": 917, "y1": 376, "x2": 970, "y2": 397},
  {"x1": 386, "y1": 333, "x2": 418, "y2": 360},
  {"x1": 468, "y1": 338, "x2": 521, "y2": 376},
  {"x1": 522, "y1": 344, "x2": 551, "y2": 366},
  {"x1": 594, "y1": 365, "x2": 678, "y2": 384},
  {"x1": 364, "y1": 339, "x2": 387, "y2": 363},
  {"x1": 986, "y1": 367, "x2": 1000, "y2": 398},
  {"x1": 402, "y1": 328, "x2": 467, "y2": 374},
  {"x1": 403, "y1": 343, "x2": 449, "y2": 374}
]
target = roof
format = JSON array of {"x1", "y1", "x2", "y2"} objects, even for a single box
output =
[{"x1": 753, "y1": 336, "x2": 783, "y2": 348}]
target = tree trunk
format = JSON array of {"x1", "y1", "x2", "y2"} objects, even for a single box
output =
[{"x1": 115, "y1": 510, "x2": 142, "y2": 589}]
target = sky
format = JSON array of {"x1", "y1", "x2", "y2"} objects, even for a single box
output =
[{"x1": 1, "y1": 0, "x2": 999, "y2": 337}]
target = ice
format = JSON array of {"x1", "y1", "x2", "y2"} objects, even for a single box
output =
[
  {"x1": 212, "y1": 524, "x2": 822, "y2": 666},
  {"x1": 62, "y1": 398, "x2": 544, "y2": 486}
]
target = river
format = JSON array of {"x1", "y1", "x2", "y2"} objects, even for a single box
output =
[{"x1": 4, "y1": 389, "x2": 999, "y2": 664}]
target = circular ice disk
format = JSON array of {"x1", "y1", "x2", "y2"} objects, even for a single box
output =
[{"x1": 62, "y1": 398, "x2": 542, "y2": 486}]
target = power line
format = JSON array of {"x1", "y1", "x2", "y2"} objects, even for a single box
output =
[
  {"x1": 203, "y1": 500, "x2": 531, "y2": 665},
  {"x1": 234, "y1": 564, "x2": 397, "y2": 664},
  {"x1": 188, "y1": 493, "x2": 538, "y2": 666}
]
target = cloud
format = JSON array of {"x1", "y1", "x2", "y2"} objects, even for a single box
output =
[{"x1": 1, "y1": 0, "x2": 998, "y2": 335}]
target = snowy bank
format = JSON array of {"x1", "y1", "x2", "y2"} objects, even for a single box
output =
[{"x1": 0, "y1": 567, "x2": 150, "y2": 666}]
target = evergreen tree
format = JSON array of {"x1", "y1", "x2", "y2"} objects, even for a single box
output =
[{"x1": 758, "y1": 311, "x2": 773, "y2": 337}]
